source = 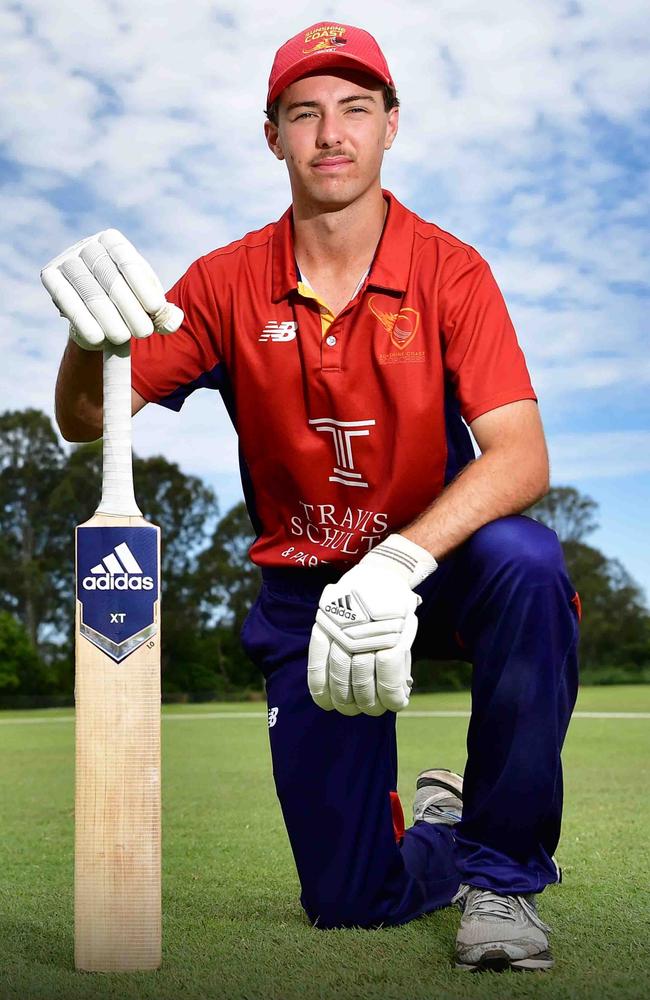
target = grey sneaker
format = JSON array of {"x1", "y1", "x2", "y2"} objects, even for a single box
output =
[
  {"x1": 453, "y1": 884, "x2": 553, "y2": 971},
  {"x1": 413, "y1": 768, "x2": 463, "y2": 826}
]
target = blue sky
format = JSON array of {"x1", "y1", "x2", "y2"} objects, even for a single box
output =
[{"x1": 1, "y1": 0, "x2": 649, "y2": 600}]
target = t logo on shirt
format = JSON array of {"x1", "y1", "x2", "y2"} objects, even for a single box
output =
[{"x1": 309, "y1": 416, "x2": 376, "y2": 488}]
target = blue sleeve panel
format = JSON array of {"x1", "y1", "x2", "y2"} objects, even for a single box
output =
[{"x1": 443, "y1": 380, "x2": 477, "y2": 486}]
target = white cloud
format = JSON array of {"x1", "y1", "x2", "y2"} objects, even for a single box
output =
[
  {"x1": 548, "y1": 430, "x2": 650, "y2": 481},
  {"x1": 133, "y1": 391, "x2": 240, "y2": 481}
]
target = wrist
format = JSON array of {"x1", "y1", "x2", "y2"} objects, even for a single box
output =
[{"x1": 361, "y1": 533, "x2": 438, "y2": 588}]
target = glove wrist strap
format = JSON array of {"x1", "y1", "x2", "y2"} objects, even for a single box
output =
[{"x1": 363, "y1": 533, "x2": 438, "y2": 588}]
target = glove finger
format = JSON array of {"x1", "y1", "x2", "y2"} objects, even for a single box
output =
[
  {"x1": 100, "y1": 229, "x2": 184, "y2": 332},
  {"x1": 328, "y1": 641, "x2": 358, "y2": 713},
  {"x1": 69, "y1": 323, "x2": 104, "y2": 351},
  {"x1": 333, "y1": 699, "x2": 362, "y2": 717},
  {"x1": 376, "y1": 646, "x2": 411, "y2": 713},
  {"x1": 351, "y1": 652, "x2": 386, "y2": 716},
  {"x1": 59, "y1": 257, "x2": 132, "y2": 345},
  {"x1": 80, "y1": 240, "x2": 154, "y2": 339},
  {"x1": 151, "y1": 300, "x2": 185, "y2": 334},
  {"x1": 376, "y1": 612, "x2": 418, "y2": 711},
  {"x1": 41, "y1": 265, "x2": 105, "y2": 348},
  {"x1": 307, "y1": 622, "x2": 334, "y2": 711}
]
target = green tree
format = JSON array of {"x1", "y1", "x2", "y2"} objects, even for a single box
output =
[
  {"x1": 191, "y1": 501, "x2": 263, "y2": 691},
  {"x1": 0, "y1": 610, "x2": 49, "y2": 694},
  {"x1": 133, "y1": 454, "x2": 219, "y2": 687},
  {"x1": 529, "y1": 486, "x2": 650, "y2": 679},
  {"x1": 0, "y1": 410, "x2": 69, "y2": 649},
  {"x1": 528, "y1": 485, "x2": 599, "y2": 543},
  {"x1": 562, "y1": 541, "x2": 649, "y2": 672},
  {"x1": 195, "y1": 501, "x2": 261, "y2": 630}
]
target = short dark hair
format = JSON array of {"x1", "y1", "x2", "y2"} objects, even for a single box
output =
[{"x1": 265, "y1": 83, "x2": 400, "y2": 126}]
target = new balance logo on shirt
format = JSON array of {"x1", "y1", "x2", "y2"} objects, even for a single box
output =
[
  {"x1": 82, "y1": 543, "x2": 154, "y2": 591},
  {"x1": 259, "y1": 321, "x2": 297, "y2": 342}
]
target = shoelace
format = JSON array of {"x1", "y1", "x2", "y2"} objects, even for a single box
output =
[
  {"x1": 453, "y1": 886, "x2": 551, "y2": 933},
  {"x1": 423, "y1": 802, "x2": 461, "y2": 820},
  {"x1": 419, "y1": 789, "x2": 461, "y2": 818}
]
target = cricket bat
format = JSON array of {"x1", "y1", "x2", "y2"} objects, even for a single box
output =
[{"x1": 74, "y1": 341, "x2": 161, "y2": 971}]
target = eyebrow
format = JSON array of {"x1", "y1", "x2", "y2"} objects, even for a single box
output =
[{"x1": 284, "y1": 94, "x2": 377, "y2": 114}]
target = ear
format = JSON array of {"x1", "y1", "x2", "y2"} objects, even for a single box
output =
[
  {"x1": 384, "y1": 106, "x2": 399, "y2": 151},
  {"x1": 264, "y1": 120, "x2": 285, "y2": 161}
]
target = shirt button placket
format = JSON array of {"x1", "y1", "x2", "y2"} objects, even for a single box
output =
[{"x1": 322, "y1": 320, "x2": 343, "y2": 371}]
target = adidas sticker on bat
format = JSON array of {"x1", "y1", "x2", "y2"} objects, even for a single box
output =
[{"x1": 82, "y1": 541, "x2": 154, "y2": 590}]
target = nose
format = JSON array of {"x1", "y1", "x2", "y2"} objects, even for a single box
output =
[{"x1": 316, "y1": 110, "x2": 343, "y2": 149}]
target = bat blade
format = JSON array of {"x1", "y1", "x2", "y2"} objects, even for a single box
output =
[{"x1": 74, "y1": 512, "x2": 161, "y2": 971}]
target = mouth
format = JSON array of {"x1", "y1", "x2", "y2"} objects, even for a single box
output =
[{"x1": 312, "y1": 157, "x2": 353, "y2": 171}]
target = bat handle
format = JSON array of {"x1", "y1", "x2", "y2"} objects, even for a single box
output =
[{"x1": 96, "y1": 342, "x2": 141, "y2": 517}]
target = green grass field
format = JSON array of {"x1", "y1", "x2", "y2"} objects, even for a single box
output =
[{"x1": 1, "y1": 685, "x2": 648, "y2": 1000}]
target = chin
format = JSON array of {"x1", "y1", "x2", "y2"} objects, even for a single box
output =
[{"x1": 301, "y1": 178, "x2": 370, "y2": 211}]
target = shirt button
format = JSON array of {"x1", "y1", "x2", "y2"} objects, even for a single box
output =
[{"x1": 326, "y1": 335, "x2": 337, "y2": 347}]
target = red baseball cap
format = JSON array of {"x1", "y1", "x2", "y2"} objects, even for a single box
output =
[{"x1": 267, "y1": 22, "x2": 395, "y2": 108}]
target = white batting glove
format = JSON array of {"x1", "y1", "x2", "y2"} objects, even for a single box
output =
[
  {"x1": 308, "y1": 534, "x2": 438, "y2": 717},
  {"x1": 41, "y1": 229, "x2": 183, "y2": 350}
]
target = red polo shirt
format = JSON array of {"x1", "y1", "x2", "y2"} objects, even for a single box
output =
[{"x1": 131, "y1": 189, "x2": 536, "y2": 570}]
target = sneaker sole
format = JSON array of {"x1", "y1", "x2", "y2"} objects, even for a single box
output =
[{"x1": 455, "y1": 948, "x2": 554, "y2": 972}]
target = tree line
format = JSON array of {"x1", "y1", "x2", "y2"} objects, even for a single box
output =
[{"x1": 1, "y1": 409, "x2": 648, "y2": 704}]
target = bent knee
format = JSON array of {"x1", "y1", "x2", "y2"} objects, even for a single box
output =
[{"x1": 467, "y1": 515, "x2": 566, "y2": 581}]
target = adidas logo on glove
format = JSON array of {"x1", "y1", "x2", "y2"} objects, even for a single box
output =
[{"x1": 324, "y1": 594, "x2": 357, "y2": 621}]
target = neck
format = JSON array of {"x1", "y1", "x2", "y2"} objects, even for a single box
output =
[{"x1": 292, "y1": 185, "x2": 387, "y2": 279}]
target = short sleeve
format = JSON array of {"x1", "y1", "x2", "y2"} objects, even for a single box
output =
[
  {"x1": 131, "y1": 256, "x2": 224, "y2": 411},
  {"x1": 439, "y1": 252, "x2": 537, "y2": 424}
]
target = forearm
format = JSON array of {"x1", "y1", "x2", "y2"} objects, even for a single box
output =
[
  {"x1": 400, "y1": 446, "x2": 549, "y2": 562},
  {"x1": 55, "y1": 341, "x2": 104, "y2": 442}
]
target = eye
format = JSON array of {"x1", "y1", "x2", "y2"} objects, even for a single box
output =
[
  {"x1": 293, "y1": 112, "x2": 316, "y2": 121},
  {"x1": 347, "y1": 107, "x2": 368, "y2": 113}
]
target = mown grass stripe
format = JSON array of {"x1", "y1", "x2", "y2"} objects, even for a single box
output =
[{"x1": 1, "y1": 709, "x2": 649, "y2": 725}]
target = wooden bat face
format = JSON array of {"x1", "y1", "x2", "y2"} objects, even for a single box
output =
[{"x1": 74, "y1": 514, "x2": 162, "y2": 971}]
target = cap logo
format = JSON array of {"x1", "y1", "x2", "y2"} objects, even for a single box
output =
[
  {"x1": 368, "y1": 296, "x2": 421, "y2": 350},
  {"x1": 303, "y1": 25, "x2": 347, "y2": 55}
]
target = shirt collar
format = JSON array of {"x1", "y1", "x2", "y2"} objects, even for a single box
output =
[
  {"x1": 298, "y1": 265, "x2": 370, "y2": 302},
  {"x1": 271, "y1": 189, "x2": 414, "y2": 302}
]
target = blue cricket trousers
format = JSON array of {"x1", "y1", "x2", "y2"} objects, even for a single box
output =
[{"x1": 240, "y1": 515, "x2": 580, "y2": 930}]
